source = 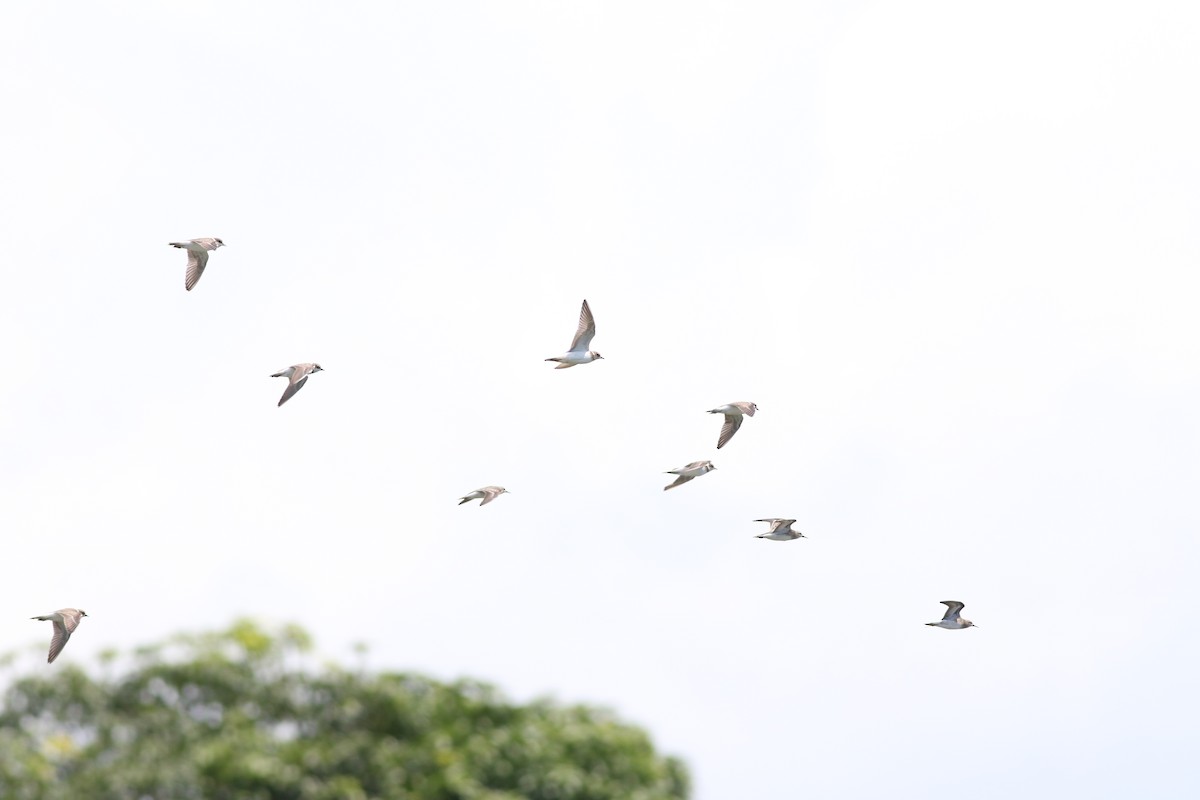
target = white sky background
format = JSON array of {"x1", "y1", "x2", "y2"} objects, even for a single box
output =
[{"x1": 2, "y1": 1, "x2": 1198, "y2": 797}]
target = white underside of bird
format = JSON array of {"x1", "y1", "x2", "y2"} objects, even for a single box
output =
[{"x1": 546, "y1": 351, "x2": 600, "y2": 368}]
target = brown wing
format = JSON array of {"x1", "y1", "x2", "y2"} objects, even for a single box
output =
[
  {"x1": 278, "y1": 376, "x2": 309, "y2": 406},
  {"x1": 663, "y1": 474, "x2": 694, "y2": 491},
  {"x1": 941, "y1": 601, "x2": 965, "y2": 620},
  {"x1": 716, "y1": 415, "x2": 743, "y2": 449},
  {"x1": 185, "y1": 249, "x2": 209, "y2": 291},
  {"x1": 47, "y1": 621, "x2": 72, "y2": 663},
  {"x1": 568, "y1": 300, "x2": 597, "y2": 352}
]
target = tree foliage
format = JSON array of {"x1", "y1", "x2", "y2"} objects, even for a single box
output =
[{"x1": 0, "y1": 621, "x2": 689, "y2": 800}]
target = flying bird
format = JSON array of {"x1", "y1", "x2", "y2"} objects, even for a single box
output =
[
  {"x1": 707, "y1": 401, "x2": 758, "y2": 449},
  {"x1": 545, "y1": 299, "x2": 603, "y2": 368},
  {"x1": 271, "y1": 363, "x2": 323, "y2": 406},
  {"x1": 926, "y1": 601, "x2": 976, "y2": 630},
  {"x1": 663, "y1": 460, "x2": 715, "y2": 491},
  {"x1": 31, "y1": 608, "x2": 87, "y2": 664},
  {"x1": 169, "y1": 238, "x2": 225, "y2": 291},
  {"x1": 458, "y1": 486, "x2": 509, "y2": 506},
  {"x1": 754, "y1": 518, "x2": 805, "y2": 541}
]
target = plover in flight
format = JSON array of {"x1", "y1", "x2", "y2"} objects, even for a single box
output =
[
  {"x1": 31, "y1": 608, "x2": 87, "y2": 664},
  {"x1": 926, "y1": 601, "x2": 976, "y2": 629},
  {"x1": 458, "y1": 486, "x2": 509, "y2": 506},
  {"x1": 169, "y1": 238, "x2": 225, "y2": 291},
  {"x1": 754, "y1": 518, "x2": 805, "y2": 541},
  {"x1": 663, "y1": 461, "x2": 715, "y2": 491},
  {"x1": 271, "y1": 363, "x2": 323, "y2": 406},
  {"x1": 545, "y1": 299, "x2": 603, "y2": 368},
  {"x1": 707, "y1": 402, "x2": 758, "y2": 449}
]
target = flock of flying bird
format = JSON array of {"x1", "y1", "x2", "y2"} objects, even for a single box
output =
[{"x1": 27, "y1": 237, "x2": 976, "y2": 666}]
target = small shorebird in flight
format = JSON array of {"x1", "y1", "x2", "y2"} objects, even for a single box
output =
[
  {"x1": 31, "y1": 608, "x2": 87, "y2": 663},
  {"x1": 754, "y1": 518, "x2": 805, "y2": 541},
  {"x1": 458, "y1": 486, "x2": 509, "y2": 506},
  {"x1": 271, "y1": 363, "x2": 323, "y2": 406},
  {"x1": 663, "y1": 460, "x2": 715, "y2": 491},
  {"x1": 545, "y1": 299, "x2": 603, "y2": 368},
  {"x1": 169, "y1": 238, "x2": 225, "y2": 291},
  {"x1": 926, "y1": 601, "x2": 977, "y2": 630},
  {"x1": 707, "y1": 401, "x2": 758, "y2": 449}
]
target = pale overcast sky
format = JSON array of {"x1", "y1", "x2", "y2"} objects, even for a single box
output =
[{"x1": 2, "y1": 2, "x2": 1198, "y2": 798}]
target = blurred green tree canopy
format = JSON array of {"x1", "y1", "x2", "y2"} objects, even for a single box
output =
[{"x1": 0, "y1": 620, "x2": 689, "y2": 800}]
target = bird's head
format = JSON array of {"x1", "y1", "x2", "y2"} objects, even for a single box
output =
[
  {"x1": 313, "y1": 364, "x2": 324, "y2": 372},
  {"x1": 214, "y1": 238, "x2": 226, "y2": 248},
  {"x1": 79, "y1": 610, "x2": 88, "y2": 617},
  {"x1": 592, "y1": 352, "x2": 604, "y2": 360}
]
